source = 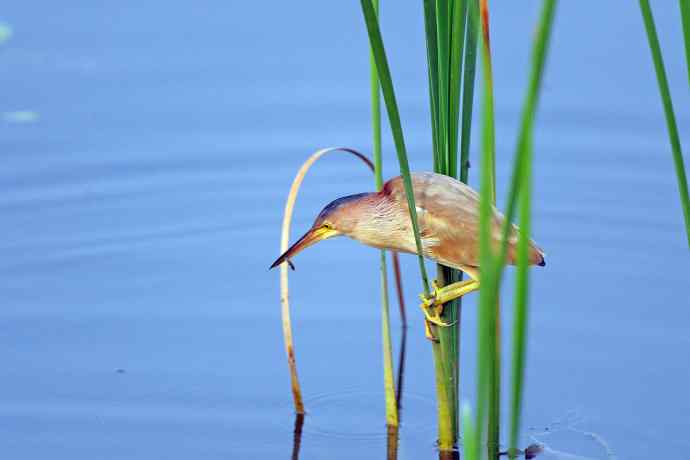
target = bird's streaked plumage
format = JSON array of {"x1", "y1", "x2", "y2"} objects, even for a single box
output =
[{"x1": 271, "y1": 172, "x2": 544, "y2": 272}]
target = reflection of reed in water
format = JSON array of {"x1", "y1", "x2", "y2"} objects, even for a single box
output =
[
  {"x1": 291, "y1": 413, "x2": 304, "y2": 460},
  {"x1": 395, "y1": 321, "x2": 407, "y2": 421},
  {"x1": 392, "y1": 253, "x2": 407, "y2": 421},
  {"x1": 386, "y1": 424, "x2": 399, "y2": 460},
  {"x1": 438, "y1": 450, "x2": 460, "y2": 460},
  {"x1": 386, "y1": 314, "x2": 407, "y2": 460},
  {"x1": 288, "y1": 308, "x2": 408, "y2": 460}
]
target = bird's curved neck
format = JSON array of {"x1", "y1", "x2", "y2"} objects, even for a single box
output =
[{"x1": 347, "y1": 192, "x2": 413, "y2": 252}]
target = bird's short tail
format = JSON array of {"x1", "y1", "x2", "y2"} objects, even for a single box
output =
[{"x1": 532, "y1": 244, "x2": 546, "y2": 267}]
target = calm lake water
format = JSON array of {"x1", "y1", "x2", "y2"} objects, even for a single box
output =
[{"x1": 2, "y1": 2, "x2": 689, "y2": 459}]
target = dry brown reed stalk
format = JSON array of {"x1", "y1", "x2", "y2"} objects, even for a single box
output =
[{"x1": 278, "y1": 146, "x2": 405, "y2": 414}]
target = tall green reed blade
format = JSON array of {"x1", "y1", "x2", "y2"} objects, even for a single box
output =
[
  {"x1": 509, "y1": 132, "x2": 533, "y2": 459},
  {"x1": 474, "y1": 0, "x2": 490, "y2": 450},
  {"x1": 462, "y1": 403, "x2": 478, "y2": 460},
  {"x1": 452, "y1": 14, "x2": 479, "y2": 434},
  {"x1": 509, "y1": 2, "x2": 557, "y2": 456},
  {"x1": 681, "y1": 0, "x2": 690, "y2": 86},
  {"x1": 423, "y1": 0, "x2": 475, "y2": 436},
  {"x1": 360, "y1": 0, "x2": 456, "y2": 449},
  {"x1": 476, "y1": 70, "x2": 498, "y2": 460},
  {"x1": 423, "y1": 0, "x2": 474, "y2": 442},
  {"x1": 460, "y1": 1, "x2": 478, "y2": 185},
  {"x1": 424, "y1": 0, "x2": 442, "y2": 171},
  {"x1": 639, "y1": 0, "x2": 690, "y2": 247},
  {"x1": 441, "y1": 0, "x2": 475, "y2": 443},
  {"x1": 360, "y1": 0, "x2": 431, "y2": 295},
  {"x1": 476, "y1": 1, "x2": 501, "y2": 458},
  {"x1": 449, "y1": 0, "x2": 469, "y2": 180},
  {"x1": 370, "y1": 0, "x2": 399, "y2": 429},
  {"x1": 436, "y1": 0, "x2": 451, "y2": 175}
]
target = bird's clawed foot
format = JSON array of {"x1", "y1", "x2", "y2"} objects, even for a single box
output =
[
  {"x1": 420, "y1": 280, "x2": 455, "y2": 341},
  {"x1": 424, "y1": 319, "x2": 440, "y2": 342},
  {"x1": 419, "y1": 278, "x2": 481, "y2": 341},
  {"x1": 419, "y1": 279, "x2": 442, "y2": 309}
]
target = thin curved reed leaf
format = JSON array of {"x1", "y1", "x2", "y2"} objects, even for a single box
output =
[
  {"x1": 509, "y1": 2, "x2": 557, "y2": 456},
  {"x1": 279, "y1": 146, "x2": 374, "y2": 414},
  {"x1": 638, "y1": 0, "x2": 690, "y2": 247},
  {"x1": 680, "y1": 0, "x2": 690, "y2": 86},
  {"x1": 360, "y1": 0, "x2": 432, "y2": 296}
]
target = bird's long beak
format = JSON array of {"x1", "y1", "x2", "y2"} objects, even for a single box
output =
[{"x1": 270, "y1": 225, "x2": 338, "y2": 270}]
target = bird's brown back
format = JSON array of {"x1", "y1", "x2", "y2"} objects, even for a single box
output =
[{"x1": 383, "y1": 172, "x2": 544, "y2": 268}]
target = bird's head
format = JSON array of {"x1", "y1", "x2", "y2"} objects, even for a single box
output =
[{"x1": 270, "y1": 193, "x2": 371, "y2": 269}]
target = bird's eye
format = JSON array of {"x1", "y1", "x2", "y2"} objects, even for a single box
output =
[{"x1": 322, "y1": 222, "x2": 333, "y2": 230}]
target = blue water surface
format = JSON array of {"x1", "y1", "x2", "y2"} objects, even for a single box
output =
[{"x1": 1, "y1": 2, "x2": 689, "y2": 459}]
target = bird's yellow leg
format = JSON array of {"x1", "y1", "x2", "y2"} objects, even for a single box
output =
[
  {"x1": 424, "y1": 319, "x2": 439, "y2": 342},
  {"x1": 419, "y1": 280, "x2": 455, "y2": 339},
  {"x1": 431, "y1": 279, "x2": 480, "y2": 306},
  {"x1": 420, "y1": 279, "x2": 480, "y2": 309},
  {"x1": 419, "y1": 299, "x2": 454, "y2": 327},
  {"x1": 419, "y1": 277, "x2": 478, "y2": 340}
]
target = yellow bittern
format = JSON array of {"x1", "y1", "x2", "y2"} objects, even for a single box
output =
[{"x1": 271, "y1": 172, "x2": 545, "y2": 339}]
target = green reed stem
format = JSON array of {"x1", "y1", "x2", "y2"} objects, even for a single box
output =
[
  {"x1": 462, "y1": 403, "x2": 479, "y2": 460},
  {"x1": 424, "y1": 0, "x2": 442, "y2": 171},
  {"x1": 680, "y1": 0, "x2": 690, "y2": 86},
  {"x1": 449, "y1": 0, "x2": 468, "y2": 180},
  {"x1": 370, "y1": 0, "x2": 399, "y2": 428},
  {"x1": 436, "y1": 0, "x2": 451, "y2": 175},
  {"x1": 379, "y1": 252, "x2": 399, "y2": 426},
  {"x1": 425, "y1": 0, "x2": 475, "y2": 444},
  {"x1": 460, "y1": 1, "x2": 478, "y2": 185},
  {"x1": 639, "y1": 0, "x2": 690, "y2": 247},
  {"x1": 476, "y1": 69, "x2": 498, "y2": 460},
  {"x1": 475, "y1": 2, "x2": 501, "y2": 458},
  {"x1": 434, "y1": 0, "x2": 456, "y2": 441},
  {"x1": 509, "y1": 2, "x2": 557, "y2": 455},
  {"x1": 372, "y1": 0, "x2": 383, "y2": 192},
  {"x1": 435, "y1": 265, "x2": 459, "y2": 440}
]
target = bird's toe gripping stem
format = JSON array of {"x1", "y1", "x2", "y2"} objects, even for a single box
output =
[{"x1": 419, "y1": 280, "x2": 455, "y2": 341}]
